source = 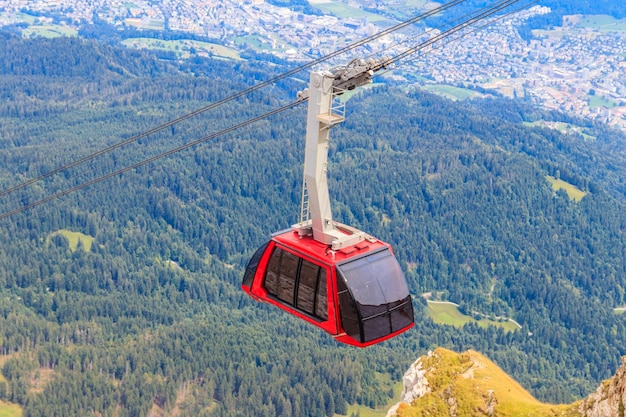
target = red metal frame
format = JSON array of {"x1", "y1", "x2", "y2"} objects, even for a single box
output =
[{"x1": 242, "y1": 229, "x2": 414, "y2": 347}]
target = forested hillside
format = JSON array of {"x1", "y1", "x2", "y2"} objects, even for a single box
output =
[{"x1": 1, "y1": 34, "x2": 626, "y2": 416}]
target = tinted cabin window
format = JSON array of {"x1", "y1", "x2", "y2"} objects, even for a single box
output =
[
  {"x1": 337, "y1": 248, "x2": 414, "y2": 343},
  {"x1": 337, "y1": 278, "x2": 360, "y2": 340},
  {"x1": 243, "y1": 241, "x2": 269, "y2": 288},
  {"x1": 314, "y1": 269, "x2": 327, "y2": 320},
  {"x1": 297, "y1": 260, "x2": 318, "y2": 315},
  {"x1": 277, "y1": 250, "x2": 298, "y2": 304},
  {"x1": 264, "y1": 247, "x2": 328, "y2": 321}
]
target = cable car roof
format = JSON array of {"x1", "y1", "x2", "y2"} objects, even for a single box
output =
[{"x1": 272, "y1": 228, "x2": 391, "y2": 266}]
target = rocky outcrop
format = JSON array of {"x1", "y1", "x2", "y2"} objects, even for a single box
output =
[
  {"x1": 384, "y1": 348, "x2": 626, "y2": 416},
  {"x1": 579, "y1": 356, "x2": 626, "y2": 417},
  {"x1": 385, "y1": 351, "x2": 432, "y2": 417}
]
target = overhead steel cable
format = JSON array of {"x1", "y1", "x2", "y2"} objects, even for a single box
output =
[
  {"x1": 365, "y1": 0, "x2": 525, "y2": 63},
  {"x1": 0, "y1": 100, "x2": 307, "y2": 221},
  {"x1": 0, "y1": 0, "x2": 533, "y2": 221},
  {"x1": 0, "y1": 0, "x2": 469, "y2": 200},
  {"x1": 388, "y1": 0, "x2": 540, "y2": 72},
  {"x1": 387, "y1": 0, "x2": 523, "y2": 67}
]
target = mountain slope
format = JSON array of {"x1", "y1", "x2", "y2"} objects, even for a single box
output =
[
  {"x1": 388, "y1": 348, "x2": 626, "y2": 417},
  {"x1": 579, "y1": 356, "x2": 626, "y2": 417},
  {"x1": 1, "y1": 34, "x2": 626, "y2": 416}
]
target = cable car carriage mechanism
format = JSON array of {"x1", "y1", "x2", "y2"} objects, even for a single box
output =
[{"x1": 242, "y1": 57, "x2": 414, "y2": 347}]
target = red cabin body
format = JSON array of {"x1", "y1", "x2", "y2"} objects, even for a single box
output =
[{"x1": 242, "y1": 229, "x2": 414, "y2": 347}]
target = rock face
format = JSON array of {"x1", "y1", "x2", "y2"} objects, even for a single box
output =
[
  {"x1": 386, "y1": 348, "x2": 626, "y2": 417},
  {"x1": 579, "y1": 356, "x2": 626, "y2": 417},
  {"x1": 385, "y1": 351, "x2": 432, "y2": 417}
]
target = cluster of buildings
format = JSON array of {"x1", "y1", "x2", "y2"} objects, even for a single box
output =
[
  {"x1": 413, "y1": 6, "x2": 626, "y2": 128},
  {"x1": 1, "y1": 0, "x2": 625, "y2": 129}
]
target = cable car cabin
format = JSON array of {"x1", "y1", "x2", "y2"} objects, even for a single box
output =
[
  {"x1": 243, "y1": 63, "x2": 414, "y2": 346},
  {"x1": 242, "y1": 229, "x2": 414, "y2": 347}
]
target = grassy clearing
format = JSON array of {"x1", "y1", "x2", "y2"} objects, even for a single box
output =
[
  {"x1": 422, "y1": 84, "x2": 477, "y2": 100},
  {"x1": 122, "y1": 38, "x2": 242, "y2": 60},
  {"x1": 2, "y1": 12, "x2": 37, "y2": 24},
  {"x1": 47, "y1": 229, "x2": 95, "y2": 252},
  {"x1": 0, "y1": 13, "x2": 77, "y2": 37},
  {"x1": 338, "y1": 378, "x2": 402, "y2": 417},
  {"x1": 0, "y1": 355, "x2": 10, "y2": 385},
  {"x1": 524, "y1": 120, "x2": 597, "y2": 141},
  {"x1": 23, "y1": 25, "x2": 78, "y2": 38},
  {"x1": 588, "y1": 95, "x2": 618, "y2": 109},
  {"x1": 0, "y1": 402, "x2": 22, "y2": 417},
  {"x1": 340, "y1": 405, "x2": 385, "y2": 417},
  {"x1": 383, "y1": 0, "x2": 432, "y2": 19},
  {"x1": 574, "y1": 14, "x2": 626, "y2": 32},
  {"x1": 234, "y1": 35, "x2": 270, "y2": 50},
  {"x1": 546, "y1": 176, "x2": 587, "y2": 202},
  {"x1": 312, "y1": 2, "x2": 388, "y2": 22},
  {"x1": 427, "y1": 301, "x2": 520, "y2": 332}
]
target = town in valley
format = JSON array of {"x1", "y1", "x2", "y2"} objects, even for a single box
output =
[{"x1": 1, "y1": 0, "x2": 625, "y2": 130}]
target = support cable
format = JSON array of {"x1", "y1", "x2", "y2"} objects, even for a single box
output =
[
  {"x1": 0, "y1": 0, "x2": 469, "y2": 199},
  {"x1": 375, "y1": 0, "x2": 540, "y2": 78},
  {"x1": 0, "y1": 0, "x2": 535, "y2": 221},
  {"x1": 0, "y1": 100, "x2": 306, "y2": 221}
]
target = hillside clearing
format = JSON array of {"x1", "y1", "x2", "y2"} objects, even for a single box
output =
[
  {"x1": 422, "y1": 84, "x2": 479, "y2": 100},
  {"x1": 427, "y1": 301, "x2": 520, "y2": 332},
  {"x1": 47, "y1": 229, "x2": 95, "y2": 252},
  {"x1": 546, "y1": 176, "x2": 588, "y2": 202},
  {"x1": 0, "y1": 402, "x2": 22, "y2": 417},
  {"x1": 312, "y1": 2, "x2": 389, "y2": 22},
  {"x1": 122, "y1": 38, "x2": 242, "y2": 60},
  {"x1": 338, "y1": 375, "x2": 402, "y2": 417}
]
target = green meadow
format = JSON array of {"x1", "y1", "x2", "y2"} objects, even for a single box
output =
[
  {"x1": 524, "y1": 120, "x2": 597, "y2": 141},
  {"x1": 0, "y1": 402, "x2": 22, "y2": 417},
  {"x1": 338, "y1": 373, "x2": 402, "y2": 417},
  {"x1": 47, "y1": 229, "x2": 95, "y2": 252},
  {"x1": 574, "y1": 14, "x2": 626, "y2": 32},
  {"x1": 588, "y1": 94, "x2": 618, "y2": 109},
  {"x1": 312, "y1": 2, "x2": 389, "y2": 23},
  {"x1": 422, "y1": 84, "x2": 478, "y2": 100},
  {"x1": 23, "y1": 25, "x2": 78, "y2": 38},
  {"x1": 546, "y1": 176, "x2": 588, "y2": 202},
  {"x1": 427, "y1": 301, "x2": 520, "y2": 332},
  {"x1": 122, "y1": 38, "x2": 242, "y2": 60}
]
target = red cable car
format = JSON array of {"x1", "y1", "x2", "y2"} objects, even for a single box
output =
[
  {"x1": 242, "y1": 59, "x2": 414, "y2": 347},
  {"x1": 243, "y1": 228, "x2": 414, "y2": 347}
]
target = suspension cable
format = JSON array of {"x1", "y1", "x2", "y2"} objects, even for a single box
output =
[
  {"x1": 0, "y1": 100, "x2": 306, "y2": 221},
  {"x1": 0, "y1": 0, "x2": 535, "y2": 221},
  {"x1": 389, "y1": 0, "x2": 540, "y2": 72},
  {"x1": 388, "y1": 0, "x2": 522, "y2": 67},
  {"x1": 0, "y1": 0, "x2": 469, "y2": 199}
]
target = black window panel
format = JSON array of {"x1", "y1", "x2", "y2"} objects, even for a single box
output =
[
  {"x1": 297, "y1": 260, "x2": 319, "y2": 315},
  {"x1": 336, "y1": 248, "x2": 413, "y2": 343},
  {"x1": 277, "y1": 250, "x2": 299, "y2": 304},
  {"x1": 337, "y1": 248, "x2": 410, "y2": 308},
  {"x1": 338, "y1": 292, "x2": 360, "y2": 340},
  {"x1": 355, "y1": 302, "x2": 387, "y2": 319},
  {"x1": 243, "y1": 241, "x2": 269, "y2": 288},
  {"x1": 390, "y1": 299, "x2": 414, "y2": 332},
  {"x1": 315, "y1": 269, "x2": 328, "y2": 320},
  {"x1": 362, "y1": 314, "x2": 392, "y2": 342},
  {"x1": 265, "y1": 247, "x2": 283, "y2": 296},
  {"x1": 264, "y1": 247, "x2": 329, "y2": 321}
]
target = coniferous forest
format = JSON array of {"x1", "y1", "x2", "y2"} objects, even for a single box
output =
[{"x1": 1, "y1": 33, "x2": 626, "y2": 416}]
